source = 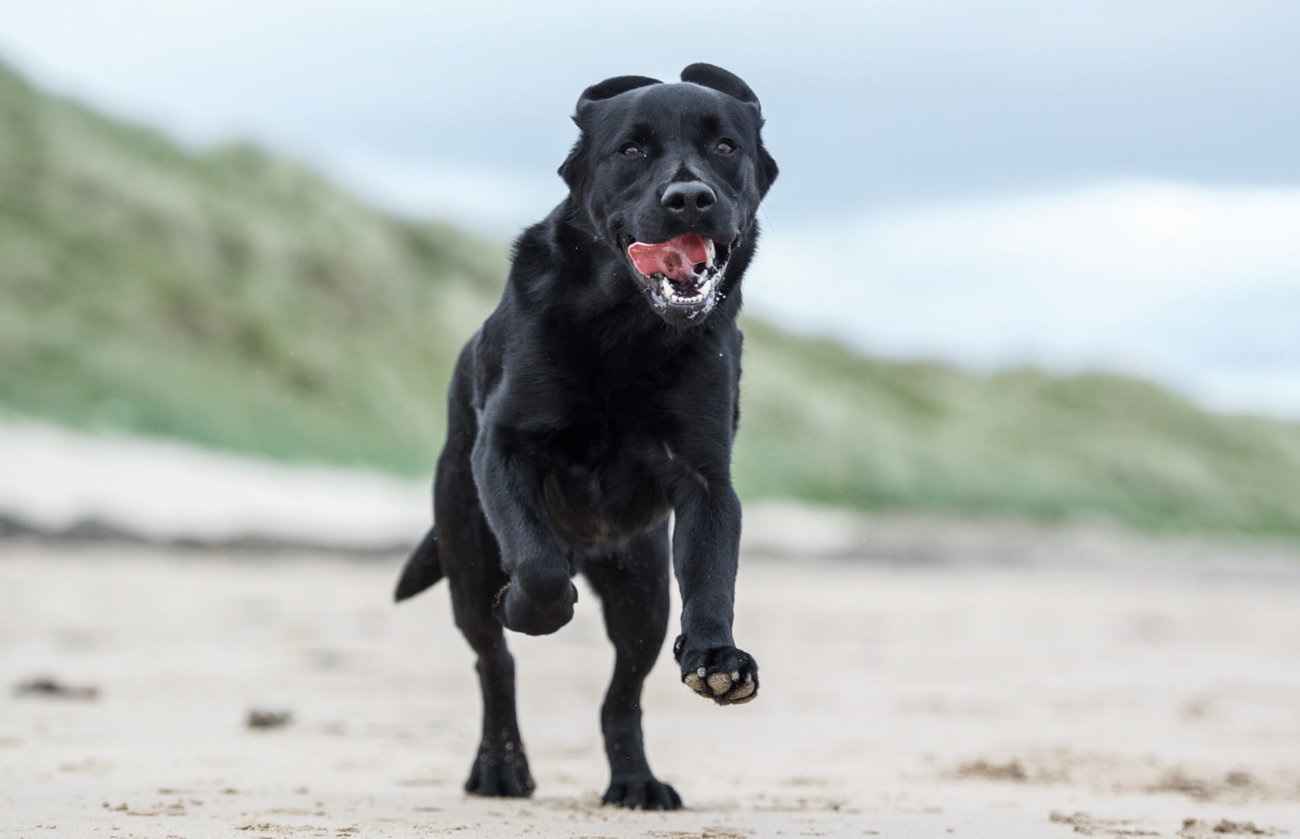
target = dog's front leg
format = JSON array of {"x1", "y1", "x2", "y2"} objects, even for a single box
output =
[
  {"x1": 670, "y1": 483, "x2": 758, "y2": 704},
  {"x1": 471, "y1": 421, "x2": 577, "y2": 636}
]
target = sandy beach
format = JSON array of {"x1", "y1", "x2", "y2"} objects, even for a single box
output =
[{"x1": 3, "y1": 524, "x2": 1300, "y2": 839}]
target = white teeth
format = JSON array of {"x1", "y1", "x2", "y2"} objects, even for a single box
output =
[
  {"x1": 658, "y1": 275, "x2": 714, "y2": 305},
  {"x1": 638, "y1": 243, "x2": 727, "y2": 310}
]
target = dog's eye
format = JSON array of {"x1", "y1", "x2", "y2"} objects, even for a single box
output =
[
  {"x1": 713, "y1": 140, "x2": 736, "y2": 155},
  {"x1": 620, "y1": 143, "x2": 644, "y2": 158}
]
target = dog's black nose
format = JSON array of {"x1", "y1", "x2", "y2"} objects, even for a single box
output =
[{"x1": 661, "y1": 181, "x2": 716, "y2": 222}]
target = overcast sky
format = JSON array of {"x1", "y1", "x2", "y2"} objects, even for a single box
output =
[{"x1": 3, "y1": 0, "x2": 1299, "y2": 416}]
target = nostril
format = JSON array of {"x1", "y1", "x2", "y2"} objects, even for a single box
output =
[{"x1": 662, "y1": 181, "x2": 717, "y2": 216}]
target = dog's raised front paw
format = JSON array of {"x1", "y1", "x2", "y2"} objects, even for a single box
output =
[
  {"x1": 602, "y1": 775, "x2": 682, "y2": 810},
  {"x1": 464, "y1": 742, "x2": 535, "y2": 798},
  {"x1": 491, "y1": 577, "x2": 577, "y2": 636},
  {"x1": 673, "y1": 637, "x2": 758, "y2": 705}
]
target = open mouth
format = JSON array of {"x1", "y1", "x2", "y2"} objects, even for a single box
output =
[{"x1": 627, "y1": 234, "x2": 731, "y2": 311}]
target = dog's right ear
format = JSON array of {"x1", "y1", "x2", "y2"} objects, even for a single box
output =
[
  {"x1": 576, "y1": 75, "x2": 662, "y2": 109},
  {"x1": 559, "y1": 75, "x2": 661, "y2": 190}
]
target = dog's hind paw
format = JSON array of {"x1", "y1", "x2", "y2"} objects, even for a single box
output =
[
  {"x1": 675, "y1": 640, "x2": 758, "y2": 705},
  {"x1": 602, "y1": 776, "x2": 682, "y2": 810},
  {"x1": 464, "y1": 745, "x2": 535, "y2": 798}
]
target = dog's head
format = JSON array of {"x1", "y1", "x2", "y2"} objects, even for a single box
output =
[{"x1": 559, "y1": 64, "x2": 779, "y2": 328}]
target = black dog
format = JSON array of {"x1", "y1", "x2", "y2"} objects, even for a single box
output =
[{"x1": 394, "y1": 63, "x2": 778, "y2": 810}]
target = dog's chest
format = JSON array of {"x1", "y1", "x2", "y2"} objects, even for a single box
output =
[{"x1": 537, "y1": 398, "x2": 673, "y2": 546}]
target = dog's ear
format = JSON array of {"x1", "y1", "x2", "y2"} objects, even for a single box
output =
[
  {"x1": 577, "y1": 75, "x2": 662, "y2": 108},
  {"x1": 681, "y1": 63, "x2": 759, "y2": 105},
  {"x1": 756, "y1": 143, "x2": 779, "y2": 196},
  {"x1": 557, "y1": 137, "x2": 587, "y2": 191},
  {"x1": 559, "y1": 75, "x2": 662, "y2": 190},
  {"x1": 682, "y1": 64, "x2": 779, "y2": 194}
]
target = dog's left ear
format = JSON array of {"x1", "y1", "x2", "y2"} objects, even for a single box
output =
[
  {"x1": 681, "y1": 63, "x2": 760, "y2": 105},
  {"x1": 681, "y1": 63, "x2": 779, "y2": 194}
]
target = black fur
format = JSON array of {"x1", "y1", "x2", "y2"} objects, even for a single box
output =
[
  {"x1": 393, "y1": 526, "x2": 441, "y2": 601},
  {"x1": 395, "y1": 63, "x2": 778, "y2": 810}
]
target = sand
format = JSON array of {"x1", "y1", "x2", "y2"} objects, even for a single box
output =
[
  {"x1": 3, "y1": 533, "x2": 1300, "y2": 838},
  {"x1": 0, "y1": 419, "x2": 427, "y2": 549}
]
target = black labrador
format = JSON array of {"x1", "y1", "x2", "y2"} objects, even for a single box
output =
[{"x1": 394, "y1": 63, "x2": 778, "y2": 810}]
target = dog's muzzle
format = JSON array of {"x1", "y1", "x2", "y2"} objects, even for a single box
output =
[{"x1": 627, "y1": 234, "x2": 731, "y2": 320}]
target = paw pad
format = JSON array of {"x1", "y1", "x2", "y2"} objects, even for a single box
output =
[
  {"x1": 678, "y1": 647, "x2": 758, "y2": 705},
  {"x1": 727, "y1": 675, "x2": 757, "y2": 702},
  {"x1": 706, "y1": 671, "x2": 732, "y2": 695},
  {"x1": 683, "y1": 668, "x2": 706, "y2": 693}
]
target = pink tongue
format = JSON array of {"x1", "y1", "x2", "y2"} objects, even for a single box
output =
[{"x1": 628, "y1": 234, "x2": 710, "y2": 282}]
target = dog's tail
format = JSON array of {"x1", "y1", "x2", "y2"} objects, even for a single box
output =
[{"x1": 394, "y1": 526, "x2": 443, "y2": 603}]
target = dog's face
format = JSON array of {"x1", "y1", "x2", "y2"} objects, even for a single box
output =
[{"x1": 560, "y1": 64, "x2": 779, "y2": 328}]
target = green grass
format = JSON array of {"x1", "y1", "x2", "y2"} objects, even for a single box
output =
[
  {"x1": 0, "y1": 59, "x2": 503, "y2": 475},
  {"x1": 736, "y1": 323, "x2": 1300, "y2": 535},
  {"x1": 4, "y1": 57, "x2": 1300, "y2": 539}
]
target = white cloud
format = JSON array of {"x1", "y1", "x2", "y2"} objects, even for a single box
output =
[
  {"x1": 747, "y1": 181, "x2": 1300, "y2": 417},
  {"x1": 324, "y1": 149, "x2": 561, "y2": 236}
]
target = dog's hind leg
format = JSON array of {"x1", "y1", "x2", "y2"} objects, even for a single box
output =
[
  {"x1": 582, "y1": 522, "x2": 682, "y2": 810},
  {"x1": 431, "y1": 338, "x2": 534, "y2": 796},
  {"x1": 446, "y1": 532, "x2": 535, "y2": 798},
  {"x1": 438, "y1": 459, "x2": 536, "y2": 797}
]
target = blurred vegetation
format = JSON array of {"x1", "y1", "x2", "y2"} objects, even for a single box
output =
[
  {"x1": 4, "y1": 59, "x2": 1300, "y2": 538},
  {"x1": 0, "y1": 59, "x2": 502, "y2": 474}
]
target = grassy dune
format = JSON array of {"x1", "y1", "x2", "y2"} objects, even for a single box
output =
[{"x1": 4, "y1": 59, "x2": 1300, "y2": 538}]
